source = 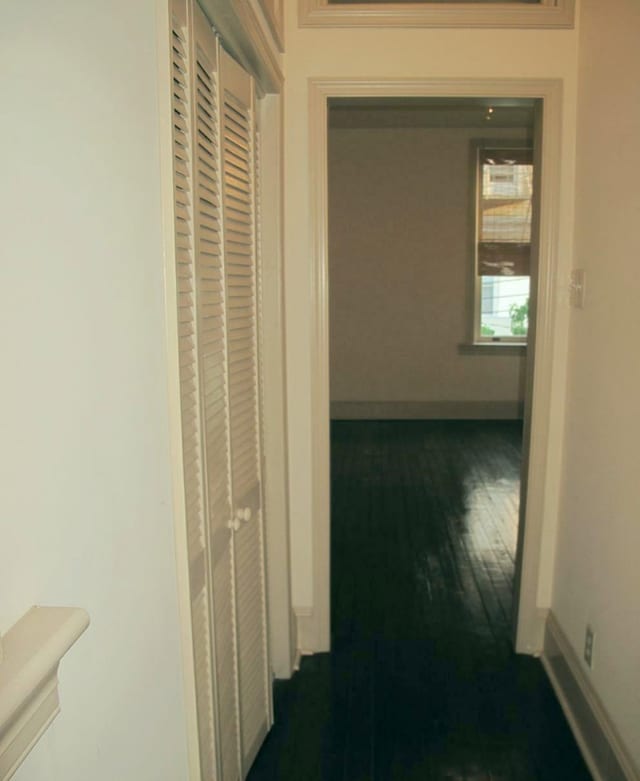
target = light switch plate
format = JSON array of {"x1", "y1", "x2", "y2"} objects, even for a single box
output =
[{"x1": 570, "y1": 268, "x2": 586, "y2": 308}]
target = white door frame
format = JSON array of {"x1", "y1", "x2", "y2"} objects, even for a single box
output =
[{"x1": 308, "y1": 77, "x2": 564, "y2": 654}]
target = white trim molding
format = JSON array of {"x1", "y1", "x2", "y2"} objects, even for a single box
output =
[
  {"x1": 258, "y1": 93, "x2": 296, "y2": 679},
  {"x1": 542, "y1": 612, "x2": 640, "y2": 781},
  {"x1": 254, "y1": 0, "x2": 284, "y2": 54},
  {"x1": 299, "y1": 0, "x2": 574, "y2": 30},
  {"x1": 0, "y1": 606, "x2": 90, "y2": 781},
  {"x1": 293, "y1": 607, "x2": 317, "y2": 656},
  {"x1": 308, "y1": 77, "x2": 565, "y2": 656},
  {"x1": 199, "y1": 0, "x2": 283, "y2": 95}
]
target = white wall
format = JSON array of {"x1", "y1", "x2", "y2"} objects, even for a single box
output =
[
  {"x1": 0, "y1": 2, "x2": 190, "y2": 779},
  {"x1": 329, "y1": 123, "x2": 528, "y2": 411},
  {"x1": 552, "y1": 0, "x2": 640, "y2": 767},
  {"x1": 284, "y1": 5, "x2": 579, "y2": 613}
]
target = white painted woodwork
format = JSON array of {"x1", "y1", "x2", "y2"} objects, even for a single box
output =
[
  {"x1": 306, "y1": 77, "x2": 564, "y2": 656},
  {"x1": 0, "y1": 607, "x2": 89, "y2": 781},
  {"x1": 256, "y1": 93, "x2": 295, "y2": 679},
  {"x1": 542, "y1": 612, "x2": 640, "y2": 781},
  {"x1": 220, "y1": 47, "x2": 272, "y2": 774},
  {"x1": 191, "y1": 7, "x2": 244, "y2": 781},
  {"x1": 170, "y1": 2, "x2": 220, "y2": 777},
  {"x1": 255, "y1": 0, "x2": 284, "y2": 53},
  {"x1": 197, "y1": 0, "x2": 283, "y2": 94},
  {"x1": 169, "y1": 3, "x2": 272, "y2": 777}
]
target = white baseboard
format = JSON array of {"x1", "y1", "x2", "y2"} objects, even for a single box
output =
[
  {"x1": 292, "y1": 648, "x2": 302, "y2": 672},
  {"x1": 293, "y1": 606, "x2": 316, "y2": 657},
  {"x1": 330, "y1": 400, "x2": 524, "y2": 420},
  {"x1": 515, "y1": 606, "x2": 549, "y2": 656},
  {"x1": 542, "y1": 611, "x2": 639, "y2": 781}
]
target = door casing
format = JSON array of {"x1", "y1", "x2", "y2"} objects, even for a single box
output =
[{"x1": 307, "y1": 77, "x2": 564, "y2": 655}]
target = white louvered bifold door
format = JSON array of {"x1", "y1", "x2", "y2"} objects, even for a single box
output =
[
  {"x1": 189, "y1": 6, "x2": 241, "y2": 781},
  {"x1": 170, "y1": 0, "x2": 218, "y2": 778},
  {"x1": 219, "y1": 48, "x2": 272, "y2": 776}
]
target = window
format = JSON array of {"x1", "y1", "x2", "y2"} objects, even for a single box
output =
[
  {"x1": 473, "y1": 144, "x2": 533, "y2": 344},
  {"x1": 299, "y1": 0, "x2": 575, "y2": 30}
]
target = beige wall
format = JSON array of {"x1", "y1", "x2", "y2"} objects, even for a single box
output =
[
  {"x1": 329, "y1": 123, "x2": 528, "y2": 410},
  {"x1": 284, "y1": 4, "x2": 579, "y2": 609},
  {"x1": 551, "y1": 0, "x2": 640, "y2": 767},
  {"x1": 0, "y1": 2, "x2": 190, "y2": 779}
]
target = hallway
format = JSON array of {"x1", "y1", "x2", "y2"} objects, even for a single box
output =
[{"x1": 248, "y1": 421, "x2": 591, "y2": 780}]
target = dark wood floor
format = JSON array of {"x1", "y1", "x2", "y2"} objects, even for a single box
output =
[{"x1": 248, "y1": 420, "x2": 591, "y2": 781}]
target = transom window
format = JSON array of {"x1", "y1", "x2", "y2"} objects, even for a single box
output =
[
  {"x1": 474, "y1": 144, "x2": 533, "y2": 344},
  {"x1": 300, "y1": 0, "x2": 575, "y2": 29},
  {"x1": 329, "y1": 0, "x2": 542, "y2": 4}
]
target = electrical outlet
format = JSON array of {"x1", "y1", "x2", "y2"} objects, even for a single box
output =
[{"x1": 584, "y1": 624, "x2": 595, "y2": 668}]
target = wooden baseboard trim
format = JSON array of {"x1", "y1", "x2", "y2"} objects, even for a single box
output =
[
  {"x1": 542, "y1": 611, "x2": 639, "y2": 781},
  {"x1": 330, "y1": 400, "x2": 524, "y2": 420},
  {"x1": 292, "y1": 649, "x2": 302, "y2": 672},
  {"x1": 293, "y1": 606, "x2": 316, "y2": 656}
]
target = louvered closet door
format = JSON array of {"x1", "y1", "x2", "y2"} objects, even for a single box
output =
[
  {"x1": 190, "y1": 7, "x2": 242, "y2": 781},
  {"x1": 170, "y1": 0, "x2": 219, "y2": 777},
  {"x1": 219, "y1": 48, "x2": 272, "y2": 774}
]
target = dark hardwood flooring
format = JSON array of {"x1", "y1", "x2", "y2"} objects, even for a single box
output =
[{"x1": 248, "y1": 420, "x2": 591, "y2": 781}]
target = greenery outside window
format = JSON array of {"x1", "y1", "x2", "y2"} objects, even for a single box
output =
[{"x1": 474, "y1": 144, "x2": 533, "y2": 345}]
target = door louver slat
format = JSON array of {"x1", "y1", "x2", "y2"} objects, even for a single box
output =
[
  {"x1": 169, "y1": 8, "x2": 272, "y2": 777},
  {"x1": 220, "y1": 47, "x2": 270, "y2": 775},
  {"x1": 170, "y1": 3, "x2": 218, "y2": 779},
  {"x1": 191, "y1": 8, "x2": 241, "y2": 781}
]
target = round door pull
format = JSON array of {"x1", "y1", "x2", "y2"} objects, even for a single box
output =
[
  {"x1": 227, "y1": 517, "x2": 241, "y2": 532},
  {"x1": 236, "y1": 506, "x2": 252, "y2": 522}
]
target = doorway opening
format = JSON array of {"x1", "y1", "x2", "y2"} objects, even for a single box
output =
[
  {"x1": 327, "y1": 96, "x2": 537, "y2": 649},
  {"x1": 246, "y1": 78, "x2": 586, "y2": 780},
  {"x1": 307, "y1": 78, "x2": 564, "y2": 657}
]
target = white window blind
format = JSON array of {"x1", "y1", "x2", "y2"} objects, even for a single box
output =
[
  {"x1": 475, "y1": 145, "x2": 533, "y2": 342},
  {"x1": 478, "y1": 148, "x2": 533, "y2": 278}
]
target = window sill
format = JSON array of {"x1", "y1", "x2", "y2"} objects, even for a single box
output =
[{"x1": 459, "y1": 342, "x2": 526, "y2": 356}]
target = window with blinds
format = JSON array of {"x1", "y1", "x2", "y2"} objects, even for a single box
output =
[{"x1": 474, "y1": 144, "x2": 533, "y2": 343}]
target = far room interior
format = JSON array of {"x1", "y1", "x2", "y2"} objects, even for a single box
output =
[
  {"x1": 327, "y1": 96, "x2": 541, "y2": 644},
  {"x1": 328, "y1": 96, "x2": 537, "y2": 425}
]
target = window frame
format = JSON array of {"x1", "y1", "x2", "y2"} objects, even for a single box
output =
[{"x1": 470, "y1": 139, "x2": 533, "y2": 347}]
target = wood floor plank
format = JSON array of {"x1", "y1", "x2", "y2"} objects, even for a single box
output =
[{"x1": 248, "y1": 420, "x2": 592, "y2": 781}]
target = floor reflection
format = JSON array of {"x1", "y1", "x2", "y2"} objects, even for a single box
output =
[{"x1": 248, "y1": 420, "x2": 591, "y2": 781}]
